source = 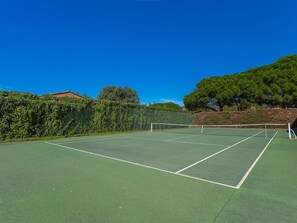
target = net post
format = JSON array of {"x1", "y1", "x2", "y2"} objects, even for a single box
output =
[
  {"x1": 201, "y1": 125, "x2": 204, "y2": 134},
  {"x1": 288, "y1": 123, "x2": 292, "y2": 139},
  {"x1": 150, "y1": 123, "x2": 153, "y2": 132}
]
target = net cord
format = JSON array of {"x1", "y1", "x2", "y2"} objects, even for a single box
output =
[
  {"x1": 151, "y1": 122, "x2": 286, "y2": 128},
  {"x1": 151, "y1": 122, "x2": 288, "y2": 138}
]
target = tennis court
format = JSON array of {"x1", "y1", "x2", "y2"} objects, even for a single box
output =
[
  {"x1": 1, "y1": 123, "x2": 297, "y2": 223},
  {"x1": 45, "y1": 123, "x2": 285, "y2": 189}
]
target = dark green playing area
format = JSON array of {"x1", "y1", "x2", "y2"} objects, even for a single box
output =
[{"x1": 1, "y1": 129, "x2": 296, "y2": 222}]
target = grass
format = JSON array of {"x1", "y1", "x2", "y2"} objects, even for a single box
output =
[{"x1": 0, "y1": 131, "x2": 296, "y2": 222}]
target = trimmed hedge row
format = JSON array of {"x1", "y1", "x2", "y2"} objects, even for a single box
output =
[{"x1": 0, "y1": 91, "x2": 193, "y2": 141}]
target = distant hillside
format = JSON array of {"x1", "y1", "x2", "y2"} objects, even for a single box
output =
[{"x1": 184, "y1": 55, "x2": 297, "y2": 111}]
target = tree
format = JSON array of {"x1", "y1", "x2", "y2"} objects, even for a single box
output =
[
  {"x1": 151, "y1": 102, "x2": 182, "y2": 111},
  {"x1": 98, "y1": 86, "x2": 140, "y2": 104},
  {"x1": 184, "y1": 54, "x2": 297, "y2": 111},
  {"x1": 184, "y1": 90, "x2": 210, "y2": 111}
]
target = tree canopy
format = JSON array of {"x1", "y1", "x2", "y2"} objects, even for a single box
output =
[
  {"x1": 98, "y1": 86, "x2": 140, "y2": 104},
  {"x1": 184, "y1": 55, "x2": 297, "y2": 111},
  {"x1": 151, "y1": 102, "x2": 182, "y2": 111}
]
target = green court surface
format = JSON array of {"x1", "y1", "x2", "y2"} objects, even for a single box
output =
[{"x1": 0, "y1": 129, "x2": 296, "y2": 222}]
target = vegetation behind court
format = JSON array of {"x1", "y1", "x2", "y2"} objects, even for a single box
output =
[
  {"x1": 184, "y1": 55, "x2": 297, "y2": 111},
  {"x1": 0, "y1": 91, "x2": 193, "y2": 141}
]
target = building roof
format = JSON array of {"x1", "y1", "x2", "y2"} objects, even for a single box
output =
[{"x1": 50, "y1": 90, "x2": 83, "y2": 98}]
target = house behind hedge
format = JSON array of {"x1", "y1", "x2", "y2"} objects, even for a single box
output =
[{"x1": 51, "y1": 90, "x2": 83, "y2": 99}]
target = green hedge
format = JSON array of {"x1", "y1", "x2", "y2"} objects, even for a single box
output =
[{"x1": 0, "y1": 91, "x2": 193, "y2": 141}]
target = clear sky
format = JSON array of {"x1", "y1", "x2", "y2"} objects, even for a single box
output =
[{"x1": 0, "y1": 0, "x2": 296, "y2": 105}]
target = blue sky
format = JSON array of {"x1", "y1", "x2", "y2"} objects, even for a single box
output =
[{"x1": 0, "y1": 0, "x2": 296, "y2": 105}]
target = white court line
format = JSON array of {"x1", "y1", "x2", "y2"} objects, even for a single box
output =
[
  {"x1": 45, "y1": 141, "x2": 237, "y2": 189},
  {"x1": 166, "y1": 140, "x2": 227, "y2": 147},
  {"x1": 125, "y1": 136, "x2": 227, "y2": 147},
  {"x1": 175, "y1": 131, "x2": 264, "y2": 174},
  {"x1": 54, "y1": 133, "x2": 152, "y2": 144},
  {"x1": 165, "y1": 134, "x2": 203, "y2": 141},
  {"x1": 177, "y1": 173, "x2": 237, "y2": 189},
  {"x1": 59, "y1": 136, "x2": 131, "y2": 144},
  {"x1": 236, "y1": 131, "x2": 278, "y2": 189},
  {"x1": 59, "y1": 135, "x2": 225, "y2": 147},
  {"x1": 200, "y1": 130, "x2": 231, "y2": 136}
]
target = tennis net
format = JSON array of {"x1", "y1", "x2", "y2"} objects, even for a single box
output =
[{"x1": 150, "y1": 123, "x2": 288, "y2": 138}]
